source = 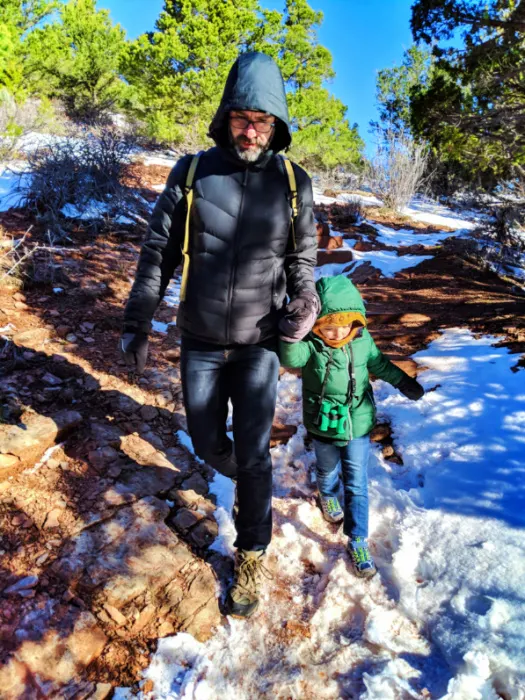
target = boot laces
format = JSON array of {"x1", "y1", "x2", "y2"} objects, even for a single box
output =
[{"x1": 235, "y1": 554, "x2": 272, "y2": 595}]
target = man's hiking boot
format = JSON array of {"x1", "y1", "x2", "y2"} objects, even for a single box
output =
[
  {"x1": 319, "y1": 495, "x2": 344, "y2": 524},
  {"x1": 348, "y1": 537, "x2": 377, "y2": 579},
  {"x1": 226, "y1": 549, "x2": 271, "y2": 618}
]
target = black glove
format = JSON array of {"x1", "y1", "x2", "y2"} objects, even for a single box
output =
[
  {"x1": 397, "y1": 375, "x2": 425, "y2": 401},
  {"x1": 279, "y1": 290, "x2": 320, "y2": 343},
  {"x1": 120, "y1": 330, "x2": 149, "y2": 373}
]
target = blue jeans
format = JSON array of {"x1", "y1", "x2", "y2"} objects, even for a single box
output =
[
  {"x1": 180, "y1": 336, "x2": 279, "y2": 551},
  {"x1": 312, "y1": 436, "x2": 370, "y2": 538}
]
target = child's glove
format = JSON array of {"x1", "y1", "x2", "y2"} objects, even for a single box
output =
[
  {"x1": 397, "y1": 375, "x2": 425, "y2": 401},
  {"x1": 120, "y1": 330, "x2": 149, "y2": 373},
  {"x1": 279, "y1": 290, "x2": 320, "y2": 343}
]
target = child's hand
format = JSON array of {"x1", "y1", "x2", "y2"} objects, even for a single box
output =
[{"x1": 397, "y1": 375, "x2": 425, "y2": 401}]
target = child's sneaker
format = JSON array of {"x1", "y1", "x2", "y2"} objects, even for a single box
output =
[
  {"x1": 348, "y1": 537, "x2": 377, "y2": 578},
  {"x1": 319, "y1": 496, "x2": 344, "y2": 523}
]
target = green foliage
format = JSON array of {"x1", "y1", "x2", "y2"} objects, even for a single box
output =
[
  {"x1": 2, "y1": 0, "x2": 364, "y2": 169},
  {"x1": 375, "y1": 45, "x2": 433, "y2": 134},
  {"x1": 279, "y1": 0, "x2": 364, "y2": 170},
  {"x1": 0, "y1": 0, "x2": 58, "y2": 97},
  {"x1": 122, "y1": 0, "x2": 364, "y2": 169},
  {"x1": 121, "y1": 0, "x2": 274, "y2": 146},
  {"x1": 28, "y1": 0, "x2": 127, "y2": 122},
  {"x1": 409, "y1": 0, "x2": 525, "y2": 190}
]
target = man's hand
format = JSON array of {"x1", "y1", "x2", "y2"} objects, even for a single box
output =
[
  {"x1": 120, "y1": 331, "x2": 149, "y2": 374},
  {"x1": 279, "y1": 290, "x2": 320, "y2": 343},
  {"x1": 397, "y1": 375, "x2": 425, "y2": 401}
]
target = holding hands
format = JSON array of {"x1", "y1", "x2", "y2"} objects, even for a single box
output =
[{"x1": 279, "y1": 290, "x2": 320, "y2": 343}]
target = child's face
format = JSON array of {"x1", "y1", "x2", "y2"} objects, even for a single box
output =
[{"x1": 319, "y1": 324, "x2": 353, "y2": 342}]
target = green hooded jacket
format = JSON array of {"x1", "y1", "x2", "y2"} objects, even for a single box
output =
[{"x1": 279, "y1": 276, "x2": 408, "y2": 442}]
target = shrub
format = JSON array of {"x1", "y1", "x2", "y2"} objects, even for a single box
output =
[
  {"x1": 15, "y1": 126, "x2": 144, "y2": 237},
  {"x1": 0, "y1": 90, "x2": 66, "y2": 162},
  {"x1": 369, "y1": 130, "x2": 428, "y2": 212}
]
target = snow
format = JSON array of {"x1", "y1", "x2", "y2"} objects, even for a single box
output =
[
  {"x1": 370, "y1": 221, "x2": 463, "y2": 248},
  {"x1": 176, "y1": 429, "x2": 204, "y2": 464},
  {"x1": 402, "y1": 197, "x2": 479, "y2": 231},
  {"x1": 350, "y1": 248, "x2": 433, "y2": 277},
  {"x1": 0, "y1": 165, "x2": 29, "y2": 212},
  {"x1": 136, "y1": 327, "x2": 525, "y2": 699},
  {"x1": 314, "y1": 245, "x2": 433, "y2": 280},
  {"x1": 115, "y1": 214, "x2": 136, "y2": 225},
  {"x1": 151, "y1": 320, "x2": 170, "y2": 334},
  {"x1": 60, "y1": 201, "x2": 110, "y2": 220},
  {"x1": 138, "y1": 153, "x2": 179, "y2": 169},
  {"x1": 312, "y1": 188, "x2": 480, "y2": 233}
]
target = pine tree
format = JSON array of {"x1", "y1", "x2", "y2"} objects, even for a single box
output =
[
  {"x1": 278, "y1": 0, "x2": 363, "y2": 170},
  {"x1": 28, "y1": 0, "x2": 127, "y2": 122},
  {"x1": 122, "y1": 0, "x2": 274, "y2": 145},
  {"x1": 410, "y1": 0, "x2": 525, "y2": 189},
  {"x1": 375, "y1": 44, "x2": 433, "y2": 134},
  {"x1": 0, "y1": 0, "x2": 58, "y2": 97},
  {"x1": 122, "y1": 0, "x2": 364, "y2": 169}
]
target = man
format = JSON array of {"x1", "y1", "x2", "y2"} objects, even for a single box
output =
[{"x1": 121, "y1": 52, "x2": 318, "y2": 618}]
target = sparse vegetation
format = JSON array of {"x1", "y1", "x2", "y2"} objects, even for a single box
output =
[
  {"x1": 369, "y1": 130, "x2": 429, "y2": 212},
  {"x1": 15, "y1": 127, "x2": 144, "y2": 237}
]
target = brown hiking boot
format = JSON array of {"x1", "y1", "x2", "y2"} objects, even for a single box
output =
[{"x1": 226, "y1": 549, "x2": 271, "y2": 618}]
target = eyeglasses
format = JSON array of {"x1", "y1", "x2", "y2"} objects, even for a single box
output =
[{"x1": 229, "y1": 116, "x2": 276, "y2": 133}]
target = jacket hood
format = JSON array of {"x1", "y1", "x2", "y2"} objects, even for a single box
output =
[
  {"x1": 315, "y1": 275, "x2": 367, "y2": 318},
  {"x1": 209, "y1": 52, "x2": 292, "y2": 153}
]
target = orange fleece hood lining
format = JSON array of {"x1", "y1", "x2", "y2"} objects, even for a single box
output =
[{"x1": 312, "y1": 311, "x2": 367, "y2": 348}]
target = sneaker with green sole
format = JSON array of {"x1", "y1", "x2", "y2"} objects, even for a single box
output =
[
  {"x1": 319, "y1": 495, "x2": 344, "y2": 523},
  {"x1": 348, "y1": 537, "x2": 377, "y2": 579},
  {"x1": 226, "y1": 549, "x2": 271, "y2": 618}
]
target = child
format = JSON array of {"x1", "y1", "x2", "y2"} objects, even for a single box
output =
[{"x1": 280, "y1": 275, "x2": 424, "y2": 578}]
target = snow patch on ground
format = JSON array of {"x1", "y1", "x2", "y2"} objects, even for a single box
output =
[
  {"x1": 176, "y1": 430, "x2": 204, "y2": 464},
  {"x1": 137, "y1": 329, "x2": 525, "y2": 699},
  {"x1": 402, "y1": 197, "x2": 479, "y2": 231},
  {"x1": 0, "y1": 165, "x2": 29, "y2": 212},
  {"x1": 137, "y1": 153, "x2": 179, "y2": 169},
  {"x1": 313, "y1": 188, "x2": 480, "y2": 233},
  {"x1": 351, "y1": 248, "x2": 433, "y2": 277},
  {"x1": 370, "y1": 222, "x2": 464, "y2": 248}
]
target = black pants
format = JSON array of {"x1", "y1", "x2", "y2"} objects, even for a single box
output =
[{"x1": 180, "y1": 336, "x2": 279, "y2": 550}]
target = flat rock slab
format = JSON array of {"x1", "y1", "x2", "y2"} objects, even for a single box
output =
[
  {"x1": 0, "y1": 410, "x2": 82, "y2": 478},
  {"x1": 53, "y1": 496, "x2": 220, "y2": 640},
  {"x1": 12, "y1": 328, "x2": 52, "y2": 349},
  {"x1": 317, "y1": 249, "x2": 354, "y2": 267},
  {"x1": 348, "y1": 261, "x2": 382, "y2": 284},
  {"x1": 0, "y1": 597, "x2": 107, "y2": 699}
]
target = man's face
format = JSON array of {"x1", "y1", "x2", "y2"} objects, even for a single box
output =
[{"x1": 229, "y1": 110, "x2": 275, "y2": 163}]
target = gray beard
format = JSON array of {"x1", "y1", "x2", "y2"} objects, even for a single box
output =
[
  {"x1": 233, "y1": 142, "x2": 265, "y2": 163},
  {"x1": 230, "y1": 130, "x2": 271, "y2": 163}
]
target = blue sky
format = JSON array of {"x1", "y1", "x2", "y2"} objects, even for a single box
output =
[{"x1": 99, "y1": 0, "x2": 414, "y2": 153}]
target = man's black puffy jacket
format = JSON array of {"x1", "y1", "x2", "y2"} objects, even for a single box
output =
[{"x1": 124, "y1": 52, "x2": 317, "y2": 345}]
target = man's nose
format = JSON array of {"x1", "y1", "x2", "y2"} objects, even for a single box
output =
[{"x1": 243, "y1": 123, "x2": 257, "y2": 138}]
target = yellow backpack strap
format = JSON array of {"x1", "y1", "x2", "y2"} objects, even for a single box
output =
[
  {"x1": 282, "y1": 156, "x2": 298, "y2": 251},
  {"x1": 180, "y1": 153, "x2": 201, "y2": 302}
]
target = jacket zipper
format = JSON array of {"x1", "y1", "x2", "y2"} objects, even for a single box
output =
[
  {"x1": 226, "y1": 168, "x2": 248, "y2": 343},
  {"x1": 346, "y1": 347, "x2": 353, "y2": 441}
]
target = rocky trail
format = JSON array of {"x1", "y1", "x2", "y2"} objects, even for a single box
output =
[{"x1": 1, "y1": 164, "x2": 524, "y2": 698}]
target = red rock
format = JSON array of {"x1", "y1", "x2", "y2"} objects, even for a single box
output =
[
  {"x1": 270, "y1": 423, "x2": 298, "y2": 447},
  {"x1": 326, "y1": 236, "x2": 343, "y2": 250},
  {"x1": 171, "y1": 507, "x2": 203, "y2": 532},
  {"x1": 189, "y1": 519, "x2": 218, "y2": 548},
  {"x1": 317, "y1": 249, "x2": 354, "y2": 267}
]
